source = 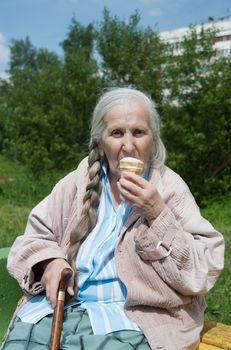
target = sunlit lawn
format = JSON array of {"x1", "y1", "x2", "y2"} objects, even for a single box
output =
[{"x1": 0, "y1": 155, "x2": 230, "y2": 342}]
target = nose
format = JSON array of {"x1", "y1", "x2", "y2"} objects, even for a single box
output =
[{"x1": 122, "y1": 135, "x2": 135, "y2": 154}]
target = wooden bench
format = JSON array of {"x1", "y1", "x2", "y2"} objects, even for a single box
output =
[{"x1": 199, "y1": 320, "x2": 231, "y2": 349}]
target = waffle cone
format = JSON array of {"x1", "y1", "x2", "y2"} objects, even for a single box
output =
[{"x1": 119, "y1": 157, "x2": 144, "y2": 175}]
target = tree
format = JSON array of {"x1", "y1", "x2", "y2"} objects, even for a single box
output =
[
  {"x1": 161, "y1": 28, "x2": 231, "y2": 201},
  {"x1": 8, "y1": 37, "x2": 37, "y2": 73},
  {"x1": 2, "y1": 20, "x2": 102, "y2": 174},
  {"x1": 1, "y1": 13, "x2": 230, "y2": 202},
  {"x1": 2, "y1": 38, "x2": 65, "y2": 172},
  {"x1": 62, "y1": 18, "x2": 95, "y2": 61},
  {"x1": 0, "y1": 79, "x2": 10, "y2": 151},
  {"x1": 60, "y1": 18, "x2": 102, "y2": 154},
  {"x1": 97, "y1": 8, "x2": 165, "y2": 104}
]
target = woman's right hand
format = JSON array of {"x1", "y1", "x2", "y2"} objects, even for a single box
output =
[{"x1": 40, "y1": 258, "x2": 75, "y2": 308}]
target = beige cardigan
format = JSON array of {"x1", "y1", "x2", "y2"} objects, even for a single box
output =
[{"x1": 7, "y1": 157, "x2": 224, "y2": 350}]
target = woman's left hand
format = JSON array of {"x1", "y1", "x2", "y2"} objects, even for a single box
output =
[{"x1": 117, "y1": 172, "x2": 165, "y2": 225}]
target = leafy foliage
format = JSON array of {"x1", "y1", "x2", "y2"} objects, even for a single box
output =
[
  {"x1": 1, "y1": 25, "x2": 101, "y2": 173},
  {"x1": 0, "y1": 10, "x2": 230, "y2": 201},
  {"x1": 97, "y1": 9, "x2": 165, "y2": 103},
  {"x1": 60, "y1": 19, "x2": 103, "y2": 153},
  {"x1": 162, "y1": 29, "x2": 231, "y2": 200}
]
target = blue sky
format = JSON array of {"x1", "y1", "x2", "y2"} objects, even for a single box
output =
[{"x1": 0, "y1": 0, "x2": 230, "y2": 78}]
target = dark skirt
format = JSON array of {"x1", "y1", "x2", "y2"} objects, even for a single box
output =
[{"x1": 2, "y1": 304, "x2": 151, "y2": 349}]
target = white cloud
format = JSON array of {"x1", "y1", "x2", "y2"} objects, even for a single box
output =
[
  {"x1": 139, "y1": 0, "x2": 180, "y2": 5},
  {"x1": 0, "y1": 33, "x2": 10, "y2": 80},
  {"x1": 0, "y1": 33, "x2": 10, "y2": 64},
  {"x1": 139, "y1": 0, "x2": 152, "y2": 4},
  {"x1": 0, "y1": 71, "x2": 10, "y2": 81},
  {"x1": 139, "y1": 0, "x2": 164, "y2": 4},
  {"x1": 66, "y1": 0, "x2": 79, "y2": 4},
  {"x1": 149, "y1": 9, "x2": 162, "y2": 17}
]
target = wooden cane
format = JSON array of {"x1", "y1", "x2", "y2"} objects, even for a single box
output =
[{"x1": 49, "y1": 267, "x2": 73, "y2": 350}]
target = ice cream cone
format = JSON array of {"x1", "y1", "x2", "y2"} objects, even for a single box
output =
[{"x1": 119, "y1": 157, "x2": 144, "y2": 175}]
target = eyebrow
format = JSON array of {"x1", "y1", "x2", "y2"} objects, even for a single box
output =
[{"x1": 106, "y1": 124, "x2": 149, "y2": 131}]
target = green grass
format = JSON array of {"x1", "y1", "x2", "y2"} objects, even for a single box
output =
[
  {"x1": 0, "y1": 155, "x2": 70, "y2": 341},
  {"x1": 202, "y1": 196, "x2": 231, "y2": 324},
  {"x1": 0, "y1": 154, "x2": 69, "y2": 247},
  {"x1": 0, "y1": 200, "x2": 31, "y2": 247},
  {"x1": 0, "y1": 258, "x2": 22, "y2": 341},
  {"x1": 0, "y1": 154, "x2": 230, "y2": 342}
]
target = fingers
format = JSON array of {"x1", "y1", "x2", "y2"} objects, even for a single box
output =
[
  {"x1": 41, "y1": 258, "x2": 74, "y2": 308},
  {"x1": 67, "y1": 284, "x2": 75, "y2": 297},
  {"x1": 45, "y1": 275, "x2": 60, "y2": 308},
  {"x1": 117, "y1": 181, "x2": 138, "y2": 203},
  {"x1": 117, "y1": 173, "x2": 149, "y2": 201},
  {"x1": 66, "y1": 271, "x2": 75, "y2": 297},
  {"x1": 120, "y1": 172, "x2": 147, "y2": 189},
  {"x1": 117, "y1": 172, "x2": 165, "y2": 223}
]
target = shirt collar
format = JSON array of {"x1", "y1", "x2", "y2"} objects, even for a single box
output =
[{"x1": 101, "y1": 161, "x2": 108, "y2": 179}]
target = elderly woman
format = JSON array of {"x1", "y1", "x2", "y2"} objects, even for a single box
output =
[{"x1": 2, "y1": 87, "x2": 224, "y2": 350}]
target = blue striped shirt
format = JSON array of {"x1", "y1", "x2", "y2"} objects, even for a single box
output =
[{"x1": 75, "y1": 163, "x2": 140, "y2": 334}]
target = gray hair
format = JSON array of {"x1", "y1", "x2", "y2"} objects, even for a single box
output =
[{"x1": 90, "y1": 87, "x2": 166, "y2": 168}]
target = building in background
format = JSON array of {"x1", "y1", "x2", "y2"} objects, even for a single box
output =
[{"x1": 160, "y1": 17, "x2": 231, "y2": 57}]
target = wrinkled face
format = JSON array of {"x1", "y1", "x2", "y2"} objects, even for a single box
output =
[{"x1": 99, "y1": 99, "x2": 155, "y2": 180}]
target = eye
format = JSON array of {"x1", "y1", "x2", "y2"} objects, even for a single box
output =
[
  {"x1": 111, "y1": 129, "x2": 123, "y2": 137},
  {"x1": 134, "y1": 129, "x2": 145, "y2": 137}
]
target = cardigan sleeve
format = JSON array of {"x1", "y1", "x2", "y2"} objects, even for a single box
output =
[
  {"x1": 7, "y1": 169, "x2": 78, "y2": 295},
  {"x1": 134, "y1": 171, "x2": 225, "y2": 296}
]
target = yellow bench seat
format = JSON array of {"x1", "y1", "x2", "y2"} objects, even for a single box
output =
[{"x1": 199, "y1": 321, "x2": 231, "y2": 349}]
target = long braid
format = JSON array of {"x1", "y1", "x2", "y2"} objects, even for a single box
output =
[{"x1": 67, "y1": 140, "x2": 101, "y2": 291}]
